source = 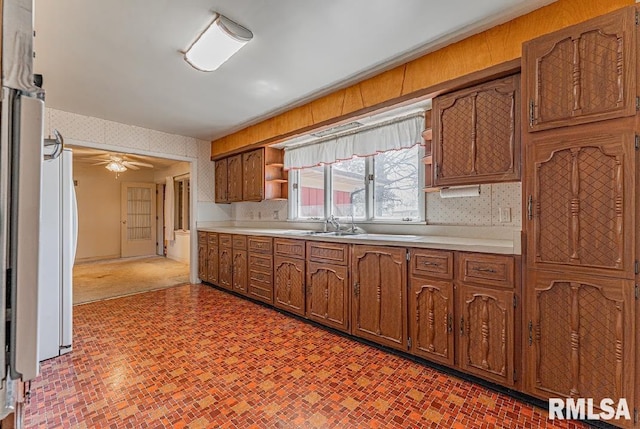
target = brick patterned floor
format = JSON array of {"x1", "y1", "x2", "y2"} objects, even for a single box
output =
[{"x1": 25, "y1": 284, "x2": 588, "y2": 428}]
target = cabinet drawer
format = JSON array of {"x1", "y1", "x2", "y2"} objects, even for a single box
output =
[
  {"x1": 207, "y1": 232, "x2": 218, "y2": 247},
  {"x1": 459, "y1": 253, "x2": 514, "y2": 289},
  {"x1": 248, "y1": 236, "x2": 273, "y2": 253},
  {"x1": 307, "y1": 241, "x2": 350, "y2": 266},
  {"x1": 232, "y1": 235, "x2": 247, "y2": 250},
  {"x1": 219, "y1": 234, "x2": 232, "y2": 248},
  {"x1": 274, "y1": 238, "x2": 305, "y2": 259},
  {"x1": 249, "y1": 253, "x2": 273, "y2": 271},
  {"x1": 198, "y1": 231, "x2": 208, "y2": 245},
  {"x1": 410, "y1": 249, "x2": 454, "y2": 280}
]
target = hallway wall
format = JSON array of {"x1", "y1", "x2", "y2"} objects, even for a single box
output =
[{"x1": 74, "y1": 163, "x2": 154, "y2": 262}]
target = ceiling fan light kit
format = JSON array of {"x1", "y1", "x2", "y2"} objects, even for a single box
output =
[
  {"x1": 105, "y1": 160, "x2": 127, "y2": 173},
  {"x1": 184, "y1": 12, "x2": 253, "y2": 72}
]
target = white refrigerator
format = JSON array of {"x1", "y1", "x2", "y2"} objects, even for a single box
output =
[{"x1": 38, "y1": 148, "x2": 77, "y2": 361}]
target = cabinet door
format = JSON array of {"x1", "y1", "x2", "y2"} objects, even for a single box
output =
[
  {"x1": 306, "y1": 262, "x2": 349, "y2": 333},
  {"x1": 352, "y1": 245, "x2": 407, "y2": 351},
  {"x1": 433, "y1": 74, "x2": 520, "y2": 186},
  {"x1": 525, "y1": 128, "x2": 636, "y2": 278},
  {"x1": 408, "y1": 277, "x2": 454, "y2": 366},
  {"x1": 524, "y1": 269, "x2": 635, "y2": 425},
  {"x1": 218, "y1": 246, "x2": 233, "y2": 290},
  {"x1": 227, "y1": 154, "x2": 243, "y2": 202},
  {"x1": 523, "y1": 6, "x2": 637, "y2": 132},
  {"x1": 232, "y1": 249, "x2": 247, "y2": 294},
  {"x1": 458, "y1": 284, "x2": 514, "y2": 386},
  {"x1": 198, "y1": 231, "x2": 208, "y2": 282},
  {"x1": 243, "y1": 149, "x2": 264, "y2": 201},
  {"x1": 214, "y1": 158, "x2": 228, "y2": 203},
  {"x1": 198, "y1": 238, "x2": 207, "y2": 281},
  {"x1": 274, "y1": 257, "x2": 305, "y2": 316},
  {"x1": 206, "y1": 245, "x2": 219, "y2": 285}
]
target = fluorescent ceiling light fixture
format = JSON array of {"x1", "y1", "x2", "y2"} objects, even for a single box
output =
[
  {"x1": 185, "y1": 13, "x2": 253, "y2": 72},
  {"x1": 106, "y1": 161, "x2": 127, "y2": 173}
]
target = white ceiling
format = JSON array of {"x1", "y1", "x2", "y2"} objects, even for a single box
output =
[{"x1": 34, "y1": 0, "x2": 553, "y2": 141}]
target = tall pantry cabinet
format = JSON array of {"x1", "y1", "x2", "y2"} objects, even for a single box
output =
[{"x1": 522, "y1": 6, "x2": 638, "y2": 426}]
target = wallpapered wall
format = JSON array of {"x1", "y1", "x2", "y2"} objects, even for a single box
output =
[
  {"x1": 230, "y1": 182, "x2": 522, "y2": 228},
  {"x1": 45, "y1": 107, "x2": 521, "y2": 229},
  {"x1": 44, "y1": 108, "x2": 214, "y2": 203}
]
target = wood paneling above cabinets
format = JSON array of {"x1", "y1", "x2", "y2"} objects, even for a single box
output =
[{"x1": 211, "y1": 0, "x2": 632, "y2": 158}]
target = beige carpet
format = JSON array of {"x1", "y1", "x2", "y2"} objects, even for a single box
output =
[{"x1": 73, "y1": 256, "x2": 190, "y2": 304}]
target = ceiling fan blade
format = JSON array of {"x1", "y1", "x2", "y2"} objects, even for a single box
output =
[
  {"x1": 122, "y1": 162, "x2": 140, "y2": 170},
  {"x1": 125, "y1": 161, "x2": 154, "y2": 168},
  {"x1": 91, "y1": 161, "x2": 110, "y2": 165}
]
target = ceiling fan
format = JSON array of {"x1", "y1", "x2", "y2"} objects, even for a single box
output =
[{"x1": 91, "y1": 154, "x2": 154, "y2": 173}]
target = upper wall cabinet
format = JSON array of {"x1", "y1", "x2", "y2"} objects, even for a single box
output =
[
  {"x1": 215, "y1": 147, "x2": 287, "y2": 203},
  {"x1": 214, "y1": 158, "x2": 228, "y2": 204},
  {"x1": 432, "y1": 74, "x2": 521, "y2": 187},
  {"x1": 523, "y1": 7, "x2": 637, "y2": 132}
]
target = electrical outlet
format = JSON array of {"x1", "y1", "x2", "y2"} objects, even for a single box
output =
[
  {"x1": 258, "y1": 211, "x2": 262, "y2": 220},
  {"x1": 273, "y1": 210, "x2": 279, "y2": 220},
  {"x1": 499, "y1": 207, "x2": 511, "y2": 223}
]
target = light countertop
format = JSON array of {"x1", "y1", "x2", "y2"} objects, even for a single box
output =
[{"x1": 197, "y1": 226, "x2": 520, "y2": 255}]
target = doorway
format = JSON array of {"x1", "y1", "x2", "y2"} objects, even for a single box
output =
[{"x1": 69, "y1": 146, "x2": 192, "y2": 304}]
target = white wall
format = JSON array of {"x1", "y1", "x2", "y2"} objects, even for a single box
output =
[
  {"x1": 45, "y1": 107, "x2": 232, "y2": 282},
  {"x1": 73, "y1": 163, "x2": 155, "y2": 262}
]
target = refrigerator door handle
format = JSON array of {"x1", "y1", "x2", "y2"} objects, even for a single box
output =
[{"x1": 43, "y1": 129, "x2": 63, "y2": 160}]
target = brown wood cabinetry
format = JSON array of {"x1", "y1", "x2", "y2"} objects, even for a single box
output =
[
  {"x1": 306, "y1": 242, "x2": 351, "y2": 333},
  {"x1": 525, "y1": 126, "x2": 636, "y2": 279},
  {"x1": 248, "y1": 236, "x2": 274, "y2": 304},
  {"x1": 458, "y1": 284, "x2": 514, "y2": 386},
  {"x1": 214, "y1": 147, "x2": 286, "y2": 203},
  {"x1": 432, "y1": 74, "x2": 521, "y2": 186},
  {"x1": 214, "y1": 158, "x2": 228, "y2": 203},
  {"x1": 522, "y1": 7, "x2": 639, "y2": 425},
  {"x1": 197, "y1": 232, "x2": 208, "y2": 281},
  {"x1": 274, "y1": 239, "x2": 306, "y2": 316},
  {"x1": 408, "y1": 249, "x2": 454, "y2": 365},
  {"x1": 523, "y1": 7, "x2": 637, "y2": 132},
  {"x1": 227, "y1": 154, "x2": 243, "y2": 202},
  {"x1": 525, "y1": 269, "x2": 635, "y2": 426},
  {"x1": 218, "y1": 234, "x2": 233, "y2": 290},
  {"x1": 232, "y1": 235, "x2": 247, "y2": 294},
  {"x1": 207, "y1": 233, "x2": 219, "y2": 285},
  {"x1": 242, "y1": 148, "x2": 264, "y2": 201},
  {"x1": 352, "y1": 245, "x2": 407, "y2": 351}
]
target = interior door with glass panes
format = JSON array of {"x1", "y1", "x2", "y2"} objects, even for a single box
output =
[{"x1": 121, "y1": 182, "x2": 157, "y2": 257}]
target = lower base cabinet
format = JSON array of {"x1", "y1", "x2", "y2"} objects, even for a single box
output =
[
  {"x1": 525, "y1": 269, "x2": 635, "y2": 427},
  {"x1": 458, "y1": 283, "x2": 514, "y2": 386},
  {"x1": 306, "y1": 262, "x2": 350, "y2": 333},
  {"x1": 248, "y1": 236, "x2": 274, "y2": 304},
  {"x1": 218, "y1": 245, "x2": 233, "y2": 290},
  {"x1": 274, "y1": 257, "x2": 305, "y2": 316},
  {"x1": 232, "y1": 249, "x2": 247, "y2": 294},
  {"x1": 352, "y1": 245, "x2": 407, "y2": 351},
  {"x1": 198, "y1": 232, "x2": 208, "y2": 281},
  {"x1": 408, "y1": 277, "x2": 454, "y2": 366}
]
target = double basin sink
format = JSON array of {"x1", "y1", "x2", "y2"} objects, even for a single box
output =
[{"x1": 280, "y1": 229, "x2": 423, "y2": 241}]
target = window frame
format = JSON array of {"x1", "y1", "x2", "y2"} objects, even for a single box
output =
[{"x1": 289, "y1": 146, "x2": 425, "y2": 223}]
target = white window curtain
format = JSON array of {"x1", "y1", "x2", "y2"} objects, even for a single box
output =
[
  {"x1": 284, "y1": 114, "x2": 424, "y2": 170},
  {"x1": 164, "y1": 176, "x2": 175, "y2": 242}
]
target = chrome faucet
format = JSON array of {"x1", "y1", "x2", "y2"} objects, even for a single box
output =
[{"x1": 326, "y1": 215, "x2": 340, "y2": 231}]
